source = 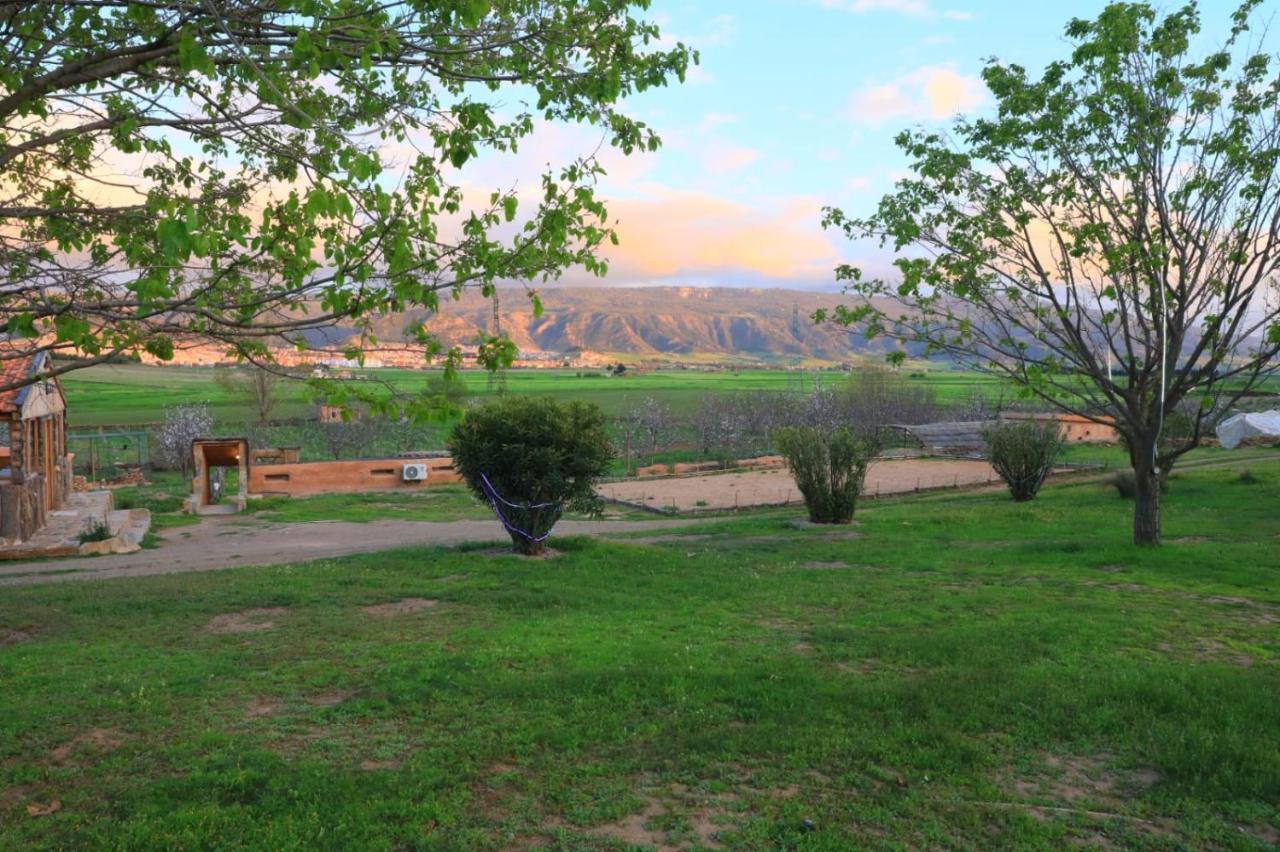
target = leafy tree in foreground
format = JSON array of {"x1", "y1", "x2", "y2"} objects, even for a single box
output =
[
  {"x1": 449, "y1": 397, "x2": 612, "y2": 555},
  {"x1": 773, "y1": 425, "x2": 882, "y2": 524},
  {"x1": 981, "y1": 419, "x2": 1064, "y2": 502},
  {"x1": 0, "y1": 1, "x2": 693, "y2": 398},
  {"x1": 820, "y1": 1, "x2": 1280, "y2": 544}
]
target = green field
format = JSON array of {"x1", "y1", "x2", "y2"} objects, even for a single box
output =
[
  {"x1": 58, "y1": 362, "x2": 1008, "y2": 428},
  {"x1": 2, "y1": 461, "x2": 1278, "y2": 848}
]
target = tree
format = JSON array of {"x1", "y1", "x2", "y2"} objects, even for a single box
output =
[
  {"x1": 820, "y1": 1, "x2": 1280, "y2": 545},
  {"x1": 0, "y1": 2, "x2": 693, "y2": 397},
  {"x1": 155, "y1": 402, "x2": 213, "y2": 477},
  {"x1": 214, "y1": 364, "x2": 293, "y2": 425},
  {"x1": 624, "y1": 396, "x2": 672, "y2": 462},
  {"x1": 314, "y1": 418, "x2": 376, "y2": 460},
  {"x1": 981, "y1": 419, "x2": 1064, "y2": 502},
  {"x1": 449, "y1": 397, "x2": 612, "y2": 555}
]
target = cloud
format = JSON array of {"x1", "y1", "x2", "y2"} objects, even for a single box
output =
[
  {"x1": 652, "y1": 12, "x2": 735, "y2": 50},
  {"x1": 587, "y1": 188, "x2": 840, "y2": 285},
  {"x1": 704, "y1": 145, "x2": 760, "y2": 174},
  {"x1": 848, "y1": 65, "x2": 985, "y2": 125},
  {"x1": 685, "y1": 64, "x2": 717, "y2": 86},
  {"x1": 819, "y1": 0, "x2": 972, "y2": 20},
  {"x1": 699, "y1": 112, "x2": 739, "y2": 131}
]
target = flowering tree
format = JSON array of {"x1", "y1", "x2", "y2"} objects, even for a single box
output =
[{"x1": 155, "y1": 403, "x2": 213, "y2": 477}]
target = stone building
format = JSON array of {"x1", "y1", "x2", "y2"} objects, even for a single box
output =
[{"x1": 0, "y1": 353, "x2": 74, "y2": 542}]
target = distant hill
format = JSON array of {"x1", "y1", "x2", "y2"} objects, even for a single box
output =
[{"x1": 366, "y1": 286, "x2": 918, "y2": 363}]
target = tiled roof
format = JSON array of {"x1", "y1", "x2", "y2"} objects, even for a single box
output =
[{"x1": 0, "y1": 352, "x2": 43, "y2": 414}]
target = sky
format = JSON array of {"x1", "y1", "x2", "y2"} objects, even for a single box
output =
[{"x1": 458, "y1": 0, "x2": 1250, "y2": 292}]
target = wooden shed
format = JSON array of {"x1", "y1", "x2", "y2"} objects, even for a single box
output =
[{"x1": 0, "y1": 353, "x2": 74, "y2": 542}]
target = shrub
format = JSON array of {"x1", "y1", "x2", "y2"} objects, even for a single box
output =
[
  {"x1": 773, "y1": 425, "x2": 882, "y2": 524},
  {"x1": 77, "y1": 520, "x2": 112, "y2": 544},
  {"x1": 1236, "y1": 469, "x2": 1261, "y2": 485},
  {"x1": 1110, "y1": 469, "x2": 1138, "y2": 500},
  {"x1": 449, "y1": 397, "x2": 613, "y2": 555},
  {"x1": 1110, "y1": 468, "x2": 1172, "y2": 499},
  {"x1": 981, "y1": 419, "x2": 1065, "y2": 502}
]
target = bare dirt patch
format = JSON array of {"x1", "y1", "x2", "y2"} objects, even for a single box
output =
[
  {"x1": 25, "y1": 799, "x2": 61, "y2": 817},
  {"x1": 620, "y1": 534, "x2": 714, "y2": 546},
  {"x1": 588, "y1": 788, "x2": 730, "y2": 850},
  {"x1": 204, "y1": 606, "x2": 287, "y2": 634},
  {"x1": 0, "y1": 626, "x2": 36, "y2": 646},
  {"x1": 361, "y1": 598, "x2": 439, "y2": 617},
  {"x1": 1160, "y1": 639, "x2": 1256, "y2": 668},
  {"x1": 1202, "y1": 596, "x2": 1280, "y2": 625},
  {"x1": 601, "y1": 458, "x2": 1001, "y2": 511},
  {"x1": 244, "y1": 697, "x2": 282, "y2": 719},
  {"x1": 475, "y1": 546, "x2": 562, "y2": 560},
  {"x1": 359, "y1": 758, "x2": 401, "y2": 771},
  {"x1": 1006, "y1": 753, "x2": 1161, "y2": 808},
  {"x1": 50, "y1": 728, "x2": 125, "y2": 765},
  {"x1": 0, "y1": 784, "x2": 33, "y2": 813},
  {"x1": 590, "y1": 795, "x2": 668, "y2": 848},
  {"x1": 800, "y1": 560, "x2": 857, "y2": 570},
  {"x1": 836, "y1": 658, "x2": 880, "y2": 676},
  {"x1": 307, "y1": 689, "x2": 354, "y2": 707}
]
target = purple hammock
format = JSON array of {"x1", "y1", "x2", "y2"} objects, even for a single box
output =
[{"x1": 478, "y1": 472, "x2": 563, "y2": 543}]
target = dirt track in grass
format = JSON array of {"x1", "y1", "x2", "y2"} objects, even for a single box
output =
[{"x1": 0, "y1": 516, "x2": 698, "y2": 587}]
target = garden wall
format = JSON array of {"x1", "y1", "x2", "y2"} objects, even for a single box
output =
[{"x1": 248, "y1": 456, "x2": 462, "y2": 497}]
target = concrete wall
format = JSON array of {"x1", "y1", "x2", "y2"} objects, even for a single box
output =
[{"x1": 248, "y1": 456, "x2": 462, "y2": 497}]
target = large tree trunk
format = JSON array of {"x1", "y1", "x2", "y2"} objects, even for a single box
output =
[{"x1": 1132, "y1": 459, "x2": 1162, "y2": 546}]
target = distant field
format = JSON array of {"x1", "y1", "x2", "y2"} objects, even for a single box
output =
[{"x1": 59, "y1": 362, "x2": 1009, "y2": 428}]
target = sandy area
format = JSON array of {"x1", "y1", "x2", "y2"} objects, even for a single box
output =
[{"x1": 600, "y1": 458, "x2": 1000, "y2": 511}]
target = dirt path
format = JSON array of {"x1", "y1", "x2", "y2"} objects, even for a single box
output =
[
  {"x1": 0, "y1": 516, "x2": 698, "y2": 587},
  {"x1": 602, "y1": 457, "x2": 1002, "y2": 511}
]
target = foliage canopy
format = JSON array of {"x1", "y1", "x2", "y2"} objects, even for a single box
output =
[{"x1": 821, "y1": 0, "x2": 1280, "y2": 543}]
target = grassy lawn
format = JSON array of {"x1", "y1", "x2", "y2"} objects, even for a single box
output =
[{"x1": 1, "y1": 463, "x2": 1277, "y2": 849}]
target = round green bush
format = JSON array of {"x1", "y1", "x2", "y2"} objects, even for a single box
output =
[{"x1": 448, "y1": 397, "x2": 613, "y2": 555}]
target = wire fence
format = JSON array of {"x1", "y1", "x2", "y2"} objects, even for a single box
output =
[{"x1": 67, "y1": 431, "x2": 151, "y2": 478}]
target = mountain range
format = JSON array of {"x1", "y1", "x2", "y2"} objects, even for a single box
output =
[{"x1": 360, "y1": 286, "x2": 912, "y2": 364}]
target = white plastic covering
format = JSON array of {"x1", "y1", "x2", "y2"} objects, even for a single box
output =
[{"x1": 1216, "y1": 410, "x2": 1280, "y2": 449}]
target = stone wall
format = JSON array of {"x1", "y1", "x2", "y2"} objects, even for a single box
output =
[{"x1": 0, "y1": 473, "x2": 46, "y2": 543}]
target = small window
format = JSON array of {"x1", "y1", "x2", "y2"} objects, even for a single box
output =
[
  {"x1": 265, "y1": 473, "x2": 290, "y2": 482},
  {"x1": 371, "y1": 468, "x2": 395, "y2": 475}
]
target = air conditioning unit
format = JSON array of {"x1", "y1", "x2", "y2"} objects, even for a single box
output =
[{"x1": 401, "y1": 463, "x2": 428, "y2": 482}]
